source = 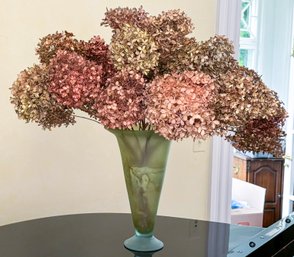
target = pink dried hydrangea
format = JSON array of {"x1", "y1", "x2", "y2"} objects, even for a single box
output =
[
  {"x1": 80, "y1": 36, "x2": 115, "y2": 85},
  {"x1": 96, "y1": 70, "x2": 146, "y2": 129},
  {"x1": 145, "y1": 71, "x2": 218, "y2": 140},
  {"x1": 80, "y1": 36, "x2": 109, "y2": 64},
  {"x1": 48, "y1": 50, "x2": 103, "y2": 109}
]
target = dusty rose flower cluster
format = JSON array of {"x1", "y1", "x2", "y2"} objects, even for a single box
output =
[
  {"x1": 80, "y1": 36, "x2": 109, "y2": 63},
  {"x1": 10, "y1": 6, "x2": 287, "y2": 156},
  {"x1": 145, "y1": 71, "x2": 218, "y2": 140},
  {"x1": 79, "y1": 36, "x2": 114, "y2": 84},
  {"x1": 48, "y1": 50, "x2": 103, "y2": 109},
  {"x1": 96, "y1": 70, "x2": 145, "y2": 129}
]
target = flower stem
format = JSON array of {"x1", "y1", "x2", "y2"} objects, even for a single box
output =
[{"x1": 74, "y1": 115, "x2": 100, "y2": 124}]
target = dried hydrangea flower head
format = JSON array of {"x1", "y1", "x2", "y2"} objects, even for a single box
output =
[
  {"x1": 96, "y1": 69, "x2": 146, "y2": 129},
  {"x1": 158, "y1": 37, "x2": 199, "y2": 74},
  {"x1": 214, "y1": 66, "x2": 286, "y2": 130},
  {"x1": 101, "y1": 6, "x2": 150, "y2": 31},
  {"x1": 36, "y1": 31, "x2": 81, "y2": 65},
  {"x1": 145, "y1": 71, "x2": 218, "y2": 140},
  {"x1": 10, "y1": 64, "x2": 75, "y2": 129},
  {"x1": 48, "y1": 50, "x2": 103, "y2": 109},
  {"x1": 147, "y1": 9, "x2": 194, "y2": 74},
  {"x1": 193, "y1": 35, "x2": 237, "y2": 76},
  {"x1": 79, "y1": 36, "x2": 115, "y2": 85},
  {"x1": 110, "y1": 24, "x2": 159, "y2": 75},
  {"x1": 148, "y1": 9, "x2": 194, "y2": 39},
  {"x1": 227, "y1": 117, "x2": 286, "y2": 156},
  {"x1": 214, "y1": 66, "x2": 287, "y2": 154},
  {"x1": 80, "y1": 36, "x2": 109, "y2": 64}
]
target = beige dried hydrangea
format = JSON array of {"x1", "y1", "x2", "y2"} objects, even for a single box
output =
[
  {"x1": 192, "y1": 35, "x2": 237, "y2": 76},
  {"x1": 147, "y1": 9, "x2": 195, "y2": 74},
  {"x1": 158, "y1": 37, "x2": 199, "y2": 74},
  {"x1": 10, "y1": 64, "x2": 75, "y2": 129},
  {"x1": 110, "y1": 24, "x2": 159, "y2": 75}
]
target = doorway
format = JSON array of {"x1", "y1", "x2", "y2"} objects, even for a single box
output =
[
  {"x1": 232, "y1": 0, "x2": 294, "y2": 227},
  {"x1": 212, "y1": 0, "x2": 294, "y2": 226}
]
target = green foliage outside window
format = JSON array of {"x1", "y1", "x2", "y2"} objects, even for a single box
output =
[
  {"x1": 240, "y1": 1, "x2": 251, "y2": 38},
  {"x1": 239, "y1": 49, "x2": 248, "y2": 66},
  {"x1": 240, "y1": 31, "x2": 250, "y2": 38}
]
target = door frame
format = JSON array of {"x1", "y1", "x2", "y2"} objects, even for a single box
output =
[
  {"x1": 212, "y1": 0, "x2": 294, "y2": 222},
  {"x1": 209, "y1": 0, "x2": 241, "y2": 223}
]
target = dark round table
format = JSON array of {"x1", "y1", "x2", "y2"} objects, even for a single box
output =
[
  {"x1": 0, "y1": 213, "x2": 293, "y2": 257},
  {"x1": 0, "y1": 213, "x2": 234, "y2": 257}
]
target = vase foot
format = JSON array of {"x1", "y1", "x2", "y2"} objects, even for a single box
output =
[{"x1": 124, "y1": 234, "x2": 164, "y2": 252}]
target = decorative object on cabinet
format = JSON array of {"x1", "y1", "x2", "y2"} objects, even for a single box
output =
[{"x1": 233, "y1": 154, "x2": 247, "y2": 181}]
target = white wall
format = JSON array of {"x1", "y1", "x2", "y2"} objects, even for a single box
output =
[{"x1": 0, "y1": 0, "x2": 217, "y2": 225}]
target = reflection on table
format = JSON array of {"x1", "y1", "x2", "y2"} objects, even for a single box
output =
[{"x1": 0, "y1": 213, "x2": 293, "y2": 257}]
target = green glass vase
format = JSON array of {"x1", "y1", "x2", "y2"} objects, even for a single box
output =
[{"x1": 109, "y1": 129, "x2": 171, "y2": 252}]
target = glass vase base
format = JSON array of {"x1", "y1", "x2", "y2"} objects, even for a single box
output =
[{"x1": 124, "y1": 235, "x2": 164, "y2": 252}]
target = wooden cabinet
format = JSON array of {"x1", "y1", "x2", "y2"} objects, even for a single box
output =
[{"x1": 246, "y1": 158, "x2": 284, "y2": 227}]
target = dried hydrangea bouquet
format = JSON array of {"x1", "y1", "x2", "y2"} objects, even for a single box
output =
[{"x1": 10, "y1": 6, "x2": 287, "y2": 252}]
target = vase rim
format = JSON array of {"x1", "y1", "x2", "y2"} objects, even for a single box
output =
[{"x1": 106, "y1": 128, "x2": 168, "y2": 139}]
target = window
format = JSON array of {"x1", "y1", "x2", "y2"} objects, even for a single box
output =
[{"x1": 239, "y1": 0, "x2": 258, "y2": 69}]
